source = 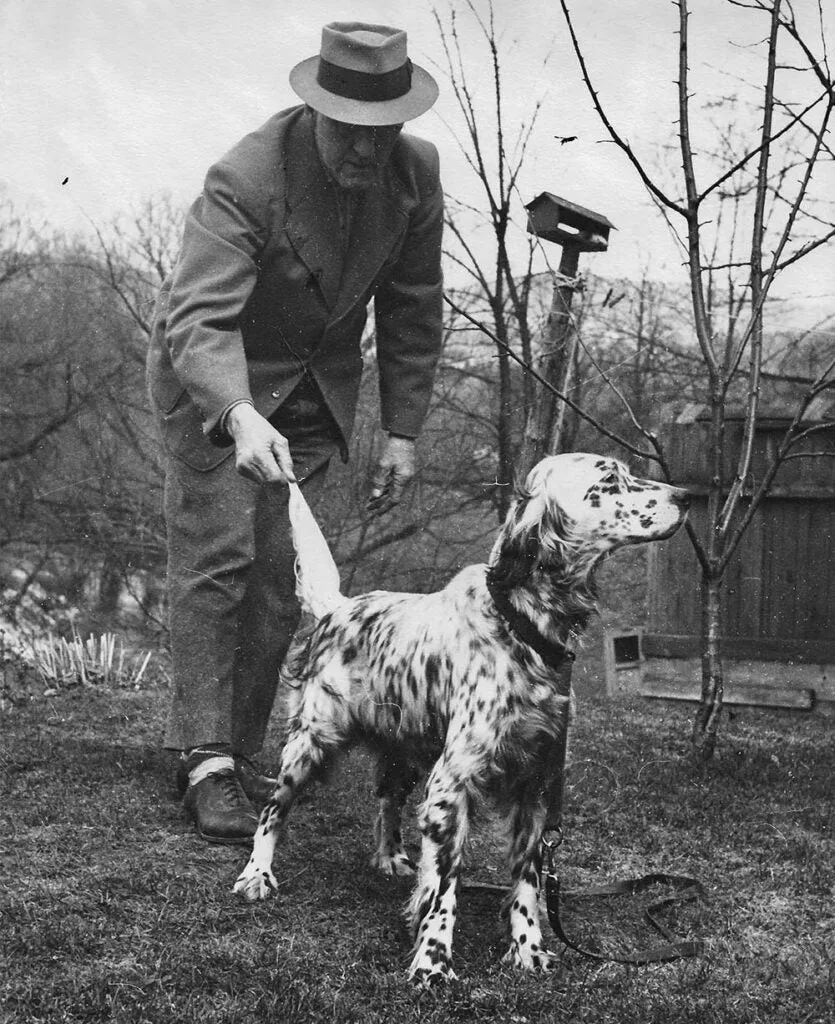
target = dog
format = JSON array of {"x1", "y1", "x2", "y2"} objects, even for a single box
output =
[{"x1": 233, "y1": 453, "x2": 690, "y2": 986}]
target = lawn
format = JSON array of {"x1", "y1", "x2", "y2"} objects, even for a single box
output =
[{"x1": 2, "y1": 671, "x2": 832, "y2": 1024}]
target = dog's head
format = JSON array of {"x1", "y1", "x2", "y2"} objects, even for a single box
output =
[
  {"x1": 527, "y1": 453, "x2": 691, "y2": 549},
  {"x1": 488, "y1": 453, "x2": 690, "y2": 590}
]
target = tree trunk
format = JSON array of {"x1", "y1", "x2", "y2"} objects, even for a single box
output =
[
  {"x1": 97, "y1": 556, "x2": 123, "y2": 618},
  {"x1": 692, "y1": 573, "x2": 724, "y2": 761}
]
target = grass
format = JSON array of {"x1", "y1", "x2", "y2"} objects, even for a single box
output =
[{"x1": 2, "y1": 678, "x2": 833, "y2": 1024}]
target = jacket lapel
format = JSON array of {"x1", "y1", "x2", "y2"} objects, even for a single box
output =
[
  {"x1": 283, "y1": 113, "x2": 408, "y2": 320},
  {"x1": 284, "y1": 120, "x2": 343, "y2": 310},
  {"x1": 330, "y1": 187, "x2": 406, "y2": 323}
]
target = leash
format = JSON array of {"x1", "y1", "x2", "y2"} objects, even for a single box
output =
[
  {"x1": 538, "y1": 697, "x2": 705, "y2": 965},
  {"x1": 538, "y1": 700, "x2": 704, "y2": 965},
  {"x1": 540, "y1": 841, "x2": 705, "y2": 965},
  {"x1": 472, "y1": 584, "x2": 705, "y2": 964}
]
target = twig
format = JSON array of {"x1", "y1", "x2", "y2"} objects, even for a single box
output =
[{"x1": 444, "y1": 295, "x2": 658, "y2": 462}]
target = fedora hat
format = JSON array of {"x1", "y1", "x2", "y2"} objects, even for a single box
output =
[{"x1": 290, "y1": 22, "x2": 438, "y2": 126}]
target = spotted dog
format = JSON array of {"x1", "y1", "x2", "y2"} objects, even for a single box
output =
[{"x1": 233, "y1": 453, "x2": 690, "y2": 986}]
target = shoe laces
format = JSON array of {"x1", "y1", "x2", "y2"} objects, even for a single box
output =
[{"x1": 207, "y1": 767, "x2": 252, "y2": 809}]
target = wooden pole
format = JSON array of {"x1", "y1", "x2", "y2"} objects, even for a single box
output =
[{"x1": 520, "y1": 243, "x2": 582, "y2": 474}]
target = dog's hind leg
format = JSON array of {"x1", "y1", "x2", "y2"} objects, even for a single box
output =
[
  {"x1": 501, "y1": 801, "x2": 557, "y2": 972},
  {"x1": 233, "y1": 712, "x2": 339, "y2": 901},
  {"x1": 406, "y1": 761, "x2": 470, "y2": 986},
  {"x1": 371, "y1": 753, "x2": 419, "y2": 877}
]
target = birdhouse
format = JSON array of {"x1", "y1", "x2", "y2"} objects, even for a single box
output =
[{"x1": 525, "y1": 192, "x2": 614, "y2": 252}]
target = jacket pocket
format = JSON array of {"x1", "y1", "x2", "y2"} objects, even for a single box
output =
[{"x1": 162, "y1": 389, "x2": 235, "y2": 473}]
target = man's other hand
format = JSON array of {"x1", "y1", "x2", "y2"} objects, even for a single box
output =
[
  {"x1": 226, "y1": 404, "x2": 296, "y2": 484},
  {"x1": 367, "y1": 435, "x2": 416, "y2": 515}
]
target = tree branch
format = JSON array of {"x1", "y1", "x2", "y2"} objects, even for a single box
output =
[
  {"x1": 719, "y1": 0, "x2": 782, "y2": 537},
  {"x1": 558, "y1": 0, "x2": 688, "y2": 218},
  {"x1": 444, "y1": 294, "x2": 660, "y2": 461}
]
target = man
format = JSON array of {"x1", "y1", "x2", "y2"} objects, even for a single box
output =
[{"x1": 147, "y1": 22, "x2": 443, "y2": 844}]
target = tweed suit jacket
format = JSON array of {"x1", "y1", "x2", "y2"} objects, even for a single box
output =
[{"x1": 146, "y1": 104, "x2": 444, "y2": 472}]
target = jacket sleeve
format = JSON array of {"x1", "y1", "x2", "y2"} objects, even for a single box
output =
[
  {"x1": 374, "y1": 142, "x2": 444, "y2": 439},
  {"x1": 164, "y1": 159, "x2": 268, "y2": 442}
]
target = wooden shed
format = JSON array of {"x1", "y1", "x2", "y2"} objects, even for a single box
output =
[{"x1": 608, "y1": 390, "x2": 835, "y2": 712}]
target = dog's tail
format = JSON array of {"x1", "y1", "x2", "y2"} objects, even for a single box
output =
[{"x1": 287, "y1": 481, "x2": 347, "y2": 620}]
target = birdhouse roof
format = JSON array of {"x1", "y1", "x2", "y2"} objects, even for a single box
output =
[{"x1": 525, "y1": 192, "x2": 616, "y2": 230}]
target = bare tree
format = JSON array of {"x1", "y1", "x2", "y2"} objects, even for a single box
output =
[
  {"x1": 80, "y1": 192, "x2": 183, "y2": 347},
  {"x1": 559, "y1": 0, "x2": 835, "y2": 758},
  {"x1": 0, "y1": 194, "x2": 49, "y2": 287},
  {"x1": 431, "y1": 0, "x2": 833, "y2": 760},
  {"x1": 0, "y1": 197, "x2": 183, "y2": 628},
  {"x1": 433, "y1": 1, "x2": 672, "y2": 519},
  {"x1": 0, "y1": 199, "x2": 88, "y2": 466},
  {"x1": 432, "y1": 0, "x2": 548, "y2": 519}
]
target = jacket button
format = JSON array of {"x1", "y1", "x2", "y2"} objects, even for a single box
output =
[{"x1": 271, "y1": 390, "x2": 280, "y2": 399}]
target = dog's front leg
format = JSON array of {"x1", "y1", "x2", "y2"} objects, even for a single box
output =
[
  {"x1": 233, "y1": 796, "x2": 283, "y2": 900},
  {"x1": 406, "y1": 765, "x2": 469, "y2": 987},
  {"x1": 502, "y1": 804, "x2": 558, "y2": 972}
]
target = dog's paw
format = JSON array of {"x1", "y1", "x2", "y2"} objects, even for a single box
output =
[
  {"x1": 233, "y1": 862, "x2": 278, "y2": 901},
  {"x1": 502, "y1": 941, "x2": 559, "y2": 972},
  {"x1": 408, "y1": 940, "x2": 457, "y2": 989},
  {"x1": 409, "y1": 963, "x2": 458, "y2": 989},
  {"x1": 371, "y1": 850, "x2": 416, "y2": 877}
]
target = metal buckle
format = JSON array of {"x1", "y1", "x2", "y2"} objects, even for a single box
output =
[{"x1": 540, "y1": 828, "x2": 563, "y2": 876}]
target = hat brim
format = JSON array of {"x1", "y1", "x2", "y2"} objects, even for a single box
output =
[{"x1": 289, "y1": 56, "x2": 438, "y2": 125}]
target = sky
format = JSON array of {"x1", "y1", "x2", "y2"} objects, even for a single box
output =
[{"x1": 1, "y1": 0, "x2": 833, "y2": 328}]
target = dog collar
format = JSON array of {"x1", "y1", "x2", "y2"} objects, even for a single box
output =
[{"x1": 487, "y1": 580, "x2": 575, "y2": 681}]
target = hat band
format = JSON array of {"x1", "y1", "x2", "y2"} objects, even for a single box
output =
[{"x1": 316, "y1": 57, "x2": 413, "y2": 103}]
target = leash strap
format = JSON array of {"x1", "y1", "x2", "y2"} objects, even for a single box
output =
[
  {"x1": 544, "y1": 871, "x2": 705, "y2": 964},
  {"x1": 484, "y1": 582, "x2": 705, "y2": 964}
]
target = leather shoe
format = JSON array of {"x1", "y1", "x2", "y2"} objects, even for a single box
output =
[
  {"x1": 235, "y1": 755, "x2": 278, "y2": 808},
  {"x1": 183, "y1": 769, "x2": 258, "y2": 845},
  {"x1": 176, "y1": 755, "x2": 277, "y2": 808}
]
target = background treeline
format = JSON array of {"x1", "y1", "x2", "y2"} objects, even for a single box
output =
[{"x1": 1, "y1": 191, "x2": 828, "y2": 644}]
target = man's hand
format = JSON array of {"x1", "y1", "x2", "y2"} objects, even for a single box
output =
[
  {"x1": 367, "y1": 434, "x2": 416, "y2": 515},
  {"x1": 226, "y1": 403, "x2": 296, "y2": 484}
]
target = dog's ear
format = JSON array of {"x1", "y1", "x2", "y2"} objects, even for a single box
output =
[
  {"x1": 487, "y1": 496, "x2": 540, "y2": 590},
  {"x1": 487, "y1": 488, "x2": 576, "y2": 590},
  {"x1": 538, "y1": 493, "x2": 576, "y2": 565}
]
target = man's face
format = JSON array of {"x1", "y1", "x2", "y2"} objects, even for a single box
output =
[{"x1": 313, "y1": 112, "x2": 403, "y2": 191}]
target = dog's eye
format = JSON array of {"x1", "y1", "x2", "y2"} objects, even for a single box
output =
[{"x1": 600, "y1": 472, "x2": 619, "y2": 487}]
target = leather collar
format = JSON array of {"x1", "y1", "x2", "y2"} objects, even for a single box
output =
[{"x1": 487, "y1": 580, "x2": 575, "y2": 682}]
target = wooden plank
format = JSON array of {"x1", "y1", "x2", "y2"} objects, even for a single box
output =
[
  {"x1": 650, "y1": 505, "x2": 702, "y2": 635},
  {"x1": 806, "y1": 501, "x2": 835, "y2": 639},
  {"x1": 791, "y1": 500, "x2": 811, "y2": 636},
  {"x1": 769, "y1": 500, "x2": 803, "y2": 638},
  {"x1": 642, "y1": 633, "x2": 835, "y2": 664},
  {"x1": 641, "y1": 678, "x2": 815, "y2": 710},
  {"x1": 647, "y1": 488, "x2": 835, "y2": 644},
  {"x1": 732, "y1": 504, "x2": 764, "y2": 640},
  {"x1": 761, "y1": 502, "x2": 783, "y2": 640}
]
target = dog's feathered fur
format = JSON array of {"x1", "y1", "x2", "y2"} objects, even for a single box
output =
[{"x1": 234, "y1": 453, "x2": 689, "y2": 985}]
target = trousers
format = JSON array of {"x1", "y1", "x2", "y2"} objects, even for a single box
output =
[{"x1": 162, "y1": 379, "x2": 341, "y2": 754}]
